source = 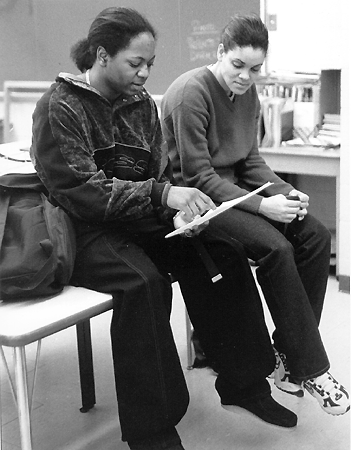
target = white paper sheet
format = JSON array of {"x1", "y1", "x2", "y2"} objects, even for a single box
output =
[{"x1": 165, "y1": 181, "x2": 273, "y2": 238}]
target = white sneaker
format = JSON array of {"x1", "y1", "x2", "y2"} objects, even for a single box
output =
[
  {"x1": 273, "y1": 349, "x2": 304, "y2": 397},
  {"x1": 303, "y1": 372, "x2": 350, "y2": 416}
]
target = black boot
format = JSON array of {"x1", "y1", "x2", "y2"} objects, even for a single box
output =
[{"x1": 222, "y1": 394, "x2": 297, "y2": 428}]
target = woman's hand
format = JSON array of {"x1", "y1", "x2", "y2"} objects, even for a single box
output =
[
  {"x1": 258, "y1": 194, "x2": 302, "y2": 223},
  {"x1": 167, "y1": 186, "x2": 216, "y2": 222},
  {"x1": 173, "y1": 210, "x2": 210, "y2": 237},
  {"x1": 288, "y1": 189, "x2": 309, "y2": 221}
]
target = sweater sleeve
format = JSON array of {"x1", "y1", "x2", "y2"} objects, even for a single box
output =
[
  {"x1": 31, "y1": 87, "x2": 168, "y2": 222},
  {"x1": 235, "y1": 102, "x2": 293, "y2": 199}
]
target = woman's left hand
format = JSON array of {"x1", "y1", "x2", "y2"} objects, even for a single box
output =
[
  {"x1": 173, "y1": 211, "x2": 209, "y2": 237},
  {"x1": 288, "y1": 189, "x2": 309, "y2": 221}
]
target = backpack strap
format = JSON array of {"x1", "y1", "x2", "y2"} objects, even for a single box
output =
[
  {"x1": 190, "y1": 237, "x2": 223, "y2": 283},
  {"x1": 15, "y1": 245, "x2": 57, "y2": 292},
  {"x1": 0, "y1": 172, "x2": 46, "y2": 192},
  {"x1": 0, "y1": 189, "x2": 10, "y2": 249}
]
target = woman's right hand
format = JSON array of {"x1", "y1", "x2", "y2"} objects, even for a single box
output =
[
  {"x1": 166, "y1": 186, "x2": 216, "y2": 221},
  {"x1": 258, "y1": 194, "x2": 301, "y2": 223}
]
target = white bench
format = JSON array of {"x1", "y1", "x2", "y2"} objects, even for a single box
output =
[
  {"x1": 0, "y1": 284, "x2": 194, "y2": 450},
  {"x1": 0, "y1": 286, "x2": 113, "y2": 450}
]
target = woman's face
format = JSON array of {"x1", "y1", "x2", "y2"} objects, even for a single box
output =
[
  {"x1": 101, "y1": 32, "x2": 156, "y2": 100},
  {"x1": 216, "y1": 44, "x2": 265, "y2": 95}
]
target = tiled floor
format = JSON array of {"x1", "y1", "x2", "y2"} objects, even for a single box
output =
[{"x1": 0, "y1": 274, "x2": 350, "y2": 450}]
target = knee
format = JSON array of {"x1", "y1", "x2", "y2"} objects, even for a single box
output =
[
  {"x1": 267, "y1": 239, "x2": 295, "y2": 265},
  {"x1": 113, "y1": 268, "x2": 173, "y2": 322},
  {"x1": 134, "y1": 267, "x2": 171, "y2": 297},
  {"x1": 274, "y1": 231, "x2": 295, "y2": 252}
]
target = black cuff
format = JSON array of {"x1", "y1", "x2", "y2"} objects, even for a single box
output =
[
  {"x1": 161, "y1": 183, "x2": 172, "y2": 207},
  {"x1": 128, "y1": 427, "x2": 181, "y2": 449},
  {"x1": 150, "y1": 181, "x2": 172, "y2": 207}
]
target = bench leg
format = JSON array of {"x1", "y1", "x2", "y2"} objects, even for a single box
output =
[
  {"x1": 185, "y1": 309, "x2": 194, "y2": 370},
  {"x1": 76, "y1": 320, "x2": 96, "y2": 412},
  {"x1": 14, "y1": 346, "x2": 32, "y2": 450},
  {"x1": 0, "y1": 348, "x2": 2, "y2": 450}
]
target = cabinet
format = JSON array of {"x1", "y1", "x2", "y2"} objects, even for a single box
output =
[{"x1": 258, "y1": 69, "x2": 342, "y2": 273}]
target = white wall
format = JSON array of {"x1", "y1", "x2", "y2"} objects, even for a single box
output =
[
  {"x1": 339, "y1": 66, "x2": 350, "y2": 286},
  {"x1": 265, "y1": 0, "x2": 346, "y2": 73}
]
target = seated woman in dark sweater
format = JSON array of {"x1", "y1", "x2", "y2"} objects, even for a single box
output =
[{"x1": 161, "y1": 13, "x2": 349, "y2": 418}]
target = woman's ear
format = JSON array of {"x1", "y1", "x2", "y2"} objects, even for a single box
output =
[
  {"x1": 96, "y1": 46, "x2": 108, "y2": 66},
  {"x1": 217, "y1": 43, "x2": 225, "y2": 61}
]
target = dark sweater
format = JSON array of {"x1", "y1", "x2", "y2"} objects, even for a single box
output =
[{"x1": 162, "y1": 66, "x2": 292, "y2": 213}]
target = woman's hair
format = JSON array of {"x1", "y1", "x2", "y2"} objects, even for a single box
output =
[
  {"x1": 221, "y1": 14, "x2": 269, "y2": 54},
  {"x1": 70, "y1": 7, "x2": 157, "y2": 72}
]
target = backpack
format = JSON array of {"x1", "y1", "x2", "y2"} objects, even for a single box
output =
[{"x1": 0, "y1": 172, "x2": 76, "y2": 300}]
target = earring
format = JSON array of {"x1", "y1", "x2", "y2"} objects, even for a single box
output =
[{"x1": 100, "y1": 57, "x2": 106, "y2": 65}]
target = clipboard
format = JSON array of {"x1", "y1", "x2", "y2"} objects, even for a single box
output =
[{"x1": 165, "y1": 181, "x2": 273, "y2": 238}]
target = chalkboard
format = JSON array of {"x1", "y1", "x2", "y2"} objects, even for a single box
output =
[
  {"x1": 148, "y1": 0, "x2": 260, "y2": 93},
  {"x1": 0, "y1": 0, "x2": 259, "y2": 95},
  {"x1": 178, "y1": 0, "x2": 260, "y2": 75}
]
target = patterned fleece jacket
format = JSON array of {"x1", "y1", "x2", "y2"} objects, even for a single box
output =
[{"x1": 30, "y1": 72, "x2": 173, "y2": 225}]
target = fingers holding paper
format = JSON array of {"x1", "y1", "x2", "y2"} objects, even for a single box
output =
[
  {"x1": 184, "y1": 221, "x2": 210, "y2": 237},
  {"x1": 166, "y1": 186, "x2": 216, "y2": 221},
  {"x1": 173, "y1": 210, "x2": 210, "y2": 237}
]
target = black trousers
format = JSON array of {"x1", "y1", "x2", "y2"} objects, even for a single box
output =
[
  {"x1": 207, "y1": 210, "x2": 331, "y2": 381},
  {"x1": 70, "y1": 214, "x2": 274, "y2": 443}
]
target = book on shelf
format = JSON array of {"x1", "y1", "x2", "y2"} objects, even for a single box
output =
[
  {"x1": 323, "y1": 113, "x2": 340, "y2": 124},
  {"x1": 318, "y1": 129, "x2": 340, "y2": 138},
  {"x1": 320, "y1": 123, "x2": 340, "y2": 132},
  {"x1": 283, "y1": 111, "x2": 341, "y2": 149},
  {"x1": 314, "y1": 113, "x2": 341, "y2": 143}
]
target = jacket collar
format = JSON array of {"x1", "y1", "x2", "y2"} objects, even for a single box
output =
[{"x1": 56, "y1": 72, "x2": 151, "y2": 108}]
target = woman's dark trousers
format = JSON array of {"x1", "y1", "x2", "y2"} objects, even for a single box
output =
[
  {"x1": 208, "y1": 210, "x2": 331, "y2": 382},
  {"x1": 70, "y1": 216, "x2": 275, "y2": 443}
]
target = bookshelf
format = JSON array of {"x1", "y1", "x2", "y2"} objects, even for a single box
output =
[{"x1": 256, "y1": 69, "x2": 341, "y2": 149}]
